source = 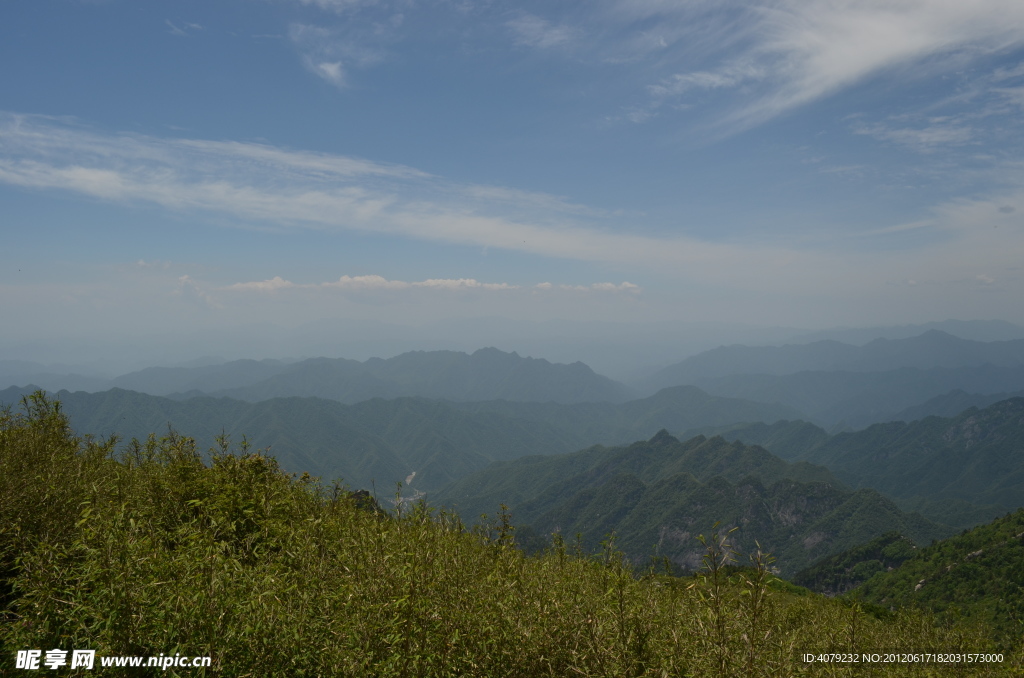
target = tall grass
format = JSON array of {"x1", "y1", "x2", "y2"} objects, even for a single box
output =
[{"x1": 1, "y1": 393, "x2": 1017, "y2": 676}]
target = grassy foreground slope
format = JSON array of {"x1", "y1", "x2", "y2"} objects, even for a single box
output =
[{"x1": 1, "y1": 394, "x2": 1014, "y2": 676}]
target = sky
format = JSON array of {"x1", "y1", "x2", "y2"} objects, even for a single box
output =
[{"x1": 2, "y1": 0, "x2": 1024, "y2": 375}]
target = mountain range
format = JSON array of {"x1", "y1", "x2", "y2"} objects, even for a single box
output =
[
  {"x1": 1, "y1": 348, "x2": 632, "y2": 405},
  {"x1": 685, "y1": 365, "x2": 1024, "y2": 428},
  {"x1": 11, "y1": 332, "x2": 1024, "y2": 432},
  {"x1": 0, "y1": 384, "x2": 800, "y2": 494},
  {"x1": 682, "y1": 398, "x2": 1024, "y2": 528},
  {"x1": 642, "y1": 330, "x2": 1024, "y2": 389},
  {"x1": 431, "y1": 430, "x2": 952, "y2": 576}
]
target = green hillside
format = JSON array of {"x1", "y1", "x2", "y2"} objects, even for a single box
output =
[
  {"x1": 791, "y1": 532, "x2": 919, "y2": 596},
  {"x1": 793, "y1": 398, "x2": 1024, "y2": 527},
  {"x1": 1, "y1": 394, "x2": 1012, "y2": 676},
  {"x1": 852, "y1": 509, "x2": 1024, "y2": 645},
  {"x1": 432, "y1": 431, "x2": 952, "y2": 576}
]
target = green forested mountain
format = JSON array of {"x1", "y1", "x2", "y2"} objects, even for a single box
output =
[
  {"x1": 643, "y1": 330, "x2": 1024, "y2": 391},
  {"x1": 791, "y1": 532, "x2": 919, "y2": 596},
  {"x1": 0, "y1": 384, "x2": 799, "y2": 495},
  {"x1": 852, "y1": 508, "x2": 1024, "y2": 644},
  {"x1": 684, "y1": 399, "x2": 1024, "y2": 528},
  {"x1": 432, "y1": 431, "x2": 951, "y2": 576},
  {"x1": 785, "y1": 399, "x2": 1024, "y2": 527}
]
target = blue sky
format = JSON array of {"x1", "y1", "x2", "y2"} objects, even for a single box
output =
[{"x1": 3, "y1": 0, "x2": 1024, "y2": 371}]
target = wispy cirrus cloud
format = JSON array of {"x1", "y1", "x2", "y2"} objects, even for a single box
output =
[
  {"x1": 226, "y1": 275, "x2": 642, "y2": 295},
  {"x1": 507, "y1": 14, "x2": 578, "y2": 50},
  {"x1": 538, "y1": 1, "x2": 1024, "y2": 132},
  {"x1": 0, "y1": 112, "x2": 743, "y2": 273},
  {"x1": 226, "y1": 274, "x2": 524, "y2": 293},
  {"x1": 852, "y1": 119, "x2": 975, "y2": 152},
  {"x1": 165, "y1": 20, "x2": 203, "y2": 37},
  {"x1": 287, "y1": 20, "x2": 395, "y2": 88},
  {"x1": 209, "y1": 275, "x2": 642, "y2": 314},
  {"x1": 3, "y1": 111, "x2": 1024, "y2": 311},
  {"x1": 270, "y1": 0, "x2": 1024, "y2": 133}
]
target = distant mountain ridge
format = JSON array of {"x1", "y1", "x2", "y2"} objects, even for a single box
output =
[
  {"x1": 687, "y1": 365, "x2": 1024, "y2": 428},
  {"x1": 642, "y1": 330, "x2": 1024, "y2": 392},
  {"x1": 208, "y1": 348, "x2": 632, "y2": 404},
  {"x1": 785, "y1": 319, "x2": 1024, "y2": 345},
  {"x1": 447, "y1": 384, "x2": 803, "y2": 444},
  {"x1": 9, "y1": 348, "x2": 631, "y2": 405},
  {"x1": 110, "y1": 358, "x2": 292, "y2": 395}
]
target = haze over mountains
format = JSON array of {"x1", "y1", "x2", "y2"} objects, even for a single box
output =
[
  {"x1": 639, "y1": 330, "x2": 1024, "y2": 427},
  {"x1": 0, "y1": 384, "x2": 799, "y2": 494},
  {"x1": 7, "y1": 323, "x2": 1024, "y2": 430},
  {"x1": 642, "y1": 330, "x2": 1024, "y2": 386},
  {"x1": 4, "y1": 320, "x2": 1024, "y2": 624},
  {"x1": 2, "y1": 348, "x2": 629, "y2": 405}
]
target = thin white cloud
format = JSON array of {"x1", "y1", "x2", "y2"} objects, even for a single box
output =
[
  {"x1": 227, "y1": 276, "x2": 300, "y2": 292},
  {"x1": 0, "y1": 112, "x2": 738, "y2": 271},
  {"x1": 176, "y1": 275, "x2": 222, "y2": 308},
  {"x1": 852, "y1": 120, "x2": 975, "y2": 152},
  {"x1": 165, "y1": 20, "x2": 203, "y2": 37},
  {"x1": 287, "y1": 22, "x2": 389, "y2": 88},
  {"x1": 224, "y1": 274, "x2": 635, "y2": 294},
  {"x1": 648, "y1": 63, "x2": 763, "y2": 99},
  {"x1": 266, "y1": 1, "x2": 1024, "y2": 133},
  {"x1": 535, "y1": 281, "x2": 641, "y2": 293},
  {"x1": 597, "y1": 0, "x2": 1024, "y2": 131},
  {"x1": 314, "y1": 60, "x2": 346, "y2": 86},
  {"x1": 3, "y1": 112, "x2": 1024, "y2": 306},
  {"x1": 165, "y1": 20, "x2": 187, "y2": 37},
  {"x1": 292, "y1": 0, "x2": 381, "y2": 12},
  {"x1": 507, "y1": 15, "x2": 577, "y2": 50},
  {"x1": 231, "y1": 275, "x2": 521, "y2": 292}
]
